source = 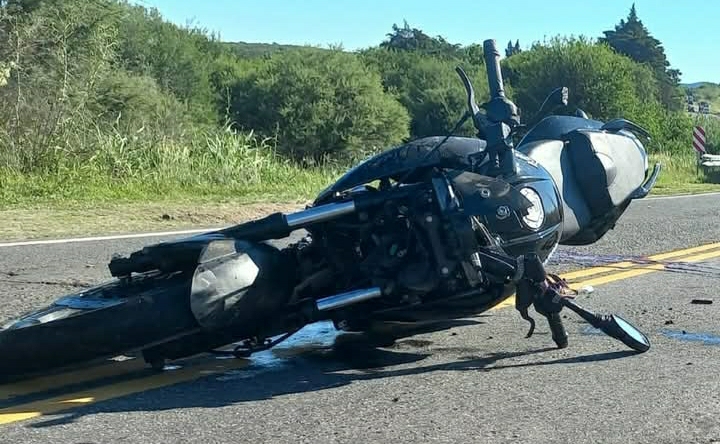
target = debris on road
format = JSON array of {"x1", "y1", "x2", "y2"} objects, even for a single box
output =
[{"x1": 691, "y1": 299, "x2": 713, "y2": 305}]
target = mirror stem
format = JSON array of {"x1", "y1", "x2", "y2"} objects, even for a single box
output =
[{"x1": 558, "y1": 298, "x2": 603, "y2": 328}]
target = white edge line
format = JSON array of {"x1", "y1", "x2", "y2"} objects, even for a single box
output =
[
  {"x1": 645, "y1": 191, "x2": 720, "y2": 201},
  {"x1": 0, "y1": 227, "x2": 220, "y2": 248},
  {"x1": 0, "y1": 192, "x2": 717, "y2": 248}
]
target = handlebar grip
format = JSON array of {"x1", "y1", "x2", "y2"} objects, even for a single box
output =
[
  {"x1": 483, "y1": 39, "x2": 506, "y2": 99},
  {"x1": 547, "y1": 312, "x2": 569, "y2": 349}
]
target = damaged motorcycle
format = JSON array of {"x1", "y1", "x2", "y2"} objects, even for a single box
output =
[{"x1": 0, "y1": 39, "x2": 661, "y2": 379}]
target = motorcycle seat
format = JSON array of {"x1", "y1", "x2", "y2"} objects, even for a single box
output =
[
  {"x1": 518, "y1": 139, "x2": 590, "y2": 243},
  {"x1": 519, "y1": 127, "x2": 647, "y2": 245}
]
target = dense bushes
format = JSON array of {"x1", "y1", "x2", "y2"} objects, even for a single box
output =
[
  {"x1": 500, "y1": 37, "x2": 694, "y2": 154},
  {"x1": 226, "y1": 48, "x2": 411, "y2": 161},
  {"x1": 501, "y1": 37, "x2": 657, "y2": 122},
  {"x1": 360, "y1": 47, "x2": 488, "y2": 139},
  {"x1": 0, "y1": 0, "x2": 709, "y2": 200}
]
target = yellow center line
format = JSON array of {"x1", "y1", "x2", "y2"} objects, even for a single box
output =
[
  {"x1": 2, "y1": 241, "x2": 720, "y2": 426},
  {"x1": 493, "y1": 245, "x2": 720, "y2": 310},
  {"x1": 560, "y1": 242, "x2": 720, "y2": 280},
  {"x1": 576, "y1": 248, "x2": 720, "y2": 289},
  {"x1": 0, "y1": 358, "x2": 251, "y2": 425},
  {"x1": 0, "y1": 358, "x2": 147, "y2": 401}
]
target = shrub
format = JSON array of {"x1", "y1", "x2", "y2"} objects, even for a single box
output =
[
  {"x1": 361, "y1": 47, "x2": 489, "y2": 139},
  {"x1": 227, "y1": 48, "x2": 411, "y2": 161},
  {"x1": 501, "y1": 36, "x2": 660, "y2": 122}
]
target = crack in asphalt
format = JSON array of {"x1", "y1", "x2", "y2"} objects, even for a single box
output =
[{"x1": 0, "y1": 278, "x2": 93, "y2": 288}]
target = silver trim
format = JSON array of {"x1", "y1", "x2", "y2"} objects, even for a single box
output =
[
  {"x1": 286, "y1": 201, "x2": 356, "y2": 228},
  {"x1": 316, "y1": 287, "x2": 383, "y2": 312},
  {"x1": 498, "y1": 224, "x2": 561, "y2": 247}
]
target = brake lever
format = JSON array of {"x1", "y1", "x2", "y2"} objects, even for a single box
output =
[{"x1": 514, "y1": 255, "x2": 576, "y2": 342}]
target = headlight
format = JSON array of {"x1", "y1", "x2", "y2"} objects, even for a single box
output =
[{"x1": 519, "y1": 187, "x2": 544, "y2": 230}]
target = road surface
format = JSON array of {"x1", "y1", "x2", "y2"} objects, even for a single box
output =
[{"x1": 1, "y1": 193, "x2": 720, "y2": 444}]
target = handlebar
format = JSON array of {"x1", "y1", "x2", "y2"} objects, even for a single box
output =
[
  {"x1": 546, "y1": 312, "x2": 569, "y2": 349},
  {"x1": 483, "y1": 39, "x2": 506, "y2": 100},
  {"x1": 454, "y1": 38, "x2": 521, "y2": 177}
]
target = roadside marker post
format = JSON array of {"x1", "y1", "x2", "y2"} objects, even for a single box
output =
[{"x1": 694, "y1": 125, "x2": 706, "y2": 175}]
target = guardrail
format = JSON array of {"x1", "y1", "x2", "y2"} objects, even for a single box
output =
[{"x1": 700, "y1": 153, "x2": 720, "y2": 183}]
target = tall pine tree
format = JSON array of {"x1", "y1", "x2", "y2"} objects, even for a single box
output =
[
  {"x1": 600, "y1": 4, "x2": 682, "y2": 109},
  {"x1": 505, "y1": 40, "x2": 522, "y2": 57}
]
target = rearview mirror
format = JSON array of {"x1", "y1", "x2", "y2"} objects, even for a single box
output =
[
  {"x1": 526, "y1": 87, "x2": 570, "y2": 128},
  {"x1": 560, "y1": 298, "x2": 651, "y2": 353},
  {"x1": 547, "y1": 86, "x2": 568, "y2": 106},
  {"x1": 598, "y1": 314, "x2": 651, "y2": 352}
]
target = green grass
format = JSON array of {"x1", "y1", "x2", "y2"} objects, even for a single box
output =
[
  {"x1": 0, "y1": 128, "x2": 345, "y2": 239},
  {"x1": 2, "y1": 132, "x2": 719, "y2": 208},
  {"x1": 2, "y1": 128, "x2": 720, "y2": 241},
  {"x1": 649, "y1": 151, "x2": 720, "y2": 195},
  {"x1": 0, "y1": 129, "x2": 344, "y2": 210}
]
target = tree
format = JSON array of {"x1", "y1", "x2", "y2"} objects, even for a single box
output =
[
  {"x1": 114, "y1": 2, "x2": 222, "y2": 124},
  {"x1": 0, "y1": 0, "x2": 121, "y2": 171},
  {"x1": 506, "y1": 40, "x2": 522, "y2": 57},
  {"x1": 502, "y1": 36, "x2": 694, "y2": 154},
  {"x1": 502, "y1": 37, "x2": 659, "y2": 121},
  {"x1": 380, "y1": 20, "x2": 462, "y2": 58},
  {"x1": 361, "y1": 47, "x2": 488, "y2": 139},
  {"x1": 599, "y1": 3, "x2": 682, "y2": 109},
  {"x1": 228, "y1": 48, "x2": 411, "y2": 161}
]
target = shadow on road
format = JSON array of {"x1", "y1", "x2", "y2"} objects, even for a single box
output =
[{"x1": 24, "y1": 319, "x2": 640, "y2": 429}]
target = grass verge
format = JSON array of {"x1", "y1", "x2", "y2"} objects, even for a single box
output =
[
  {"x1": 1, "y1": 140, "x2": 718, "y2": 241},
  {"x1": 0, "y1": 129, "x2": 345, "y2": 240},
  {"x1": 649, "y1": 151, "x2": 720, "y2": 195}
]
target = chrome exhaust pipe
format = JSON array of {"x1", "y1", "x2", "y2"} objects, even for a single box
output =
[
  {"x1": 316, "y1": 287, "x2": 383, "y2": 312},
  {"x1": 286, "y1": 201, "x2": 356, "y2": 228}
]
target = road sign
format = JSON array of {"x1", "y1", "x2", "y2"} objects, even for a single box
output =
[{"x1": 693, "y1": 126, "x2": 706, "y2": 154}]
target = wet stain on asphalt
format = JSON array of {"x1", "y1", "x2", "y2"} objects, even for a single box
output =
[{"x1": 661, "y1": 329, "x2": 720, "y2": 345}]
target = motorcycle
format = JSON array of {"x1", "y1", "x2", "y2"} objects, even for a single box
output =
[{"x1": 0, "y1": 39, "x2": 661, "y2": 379}]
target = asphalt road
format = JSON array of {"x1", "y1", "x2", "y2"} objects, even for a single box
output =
[{"x1": 1, "y1": 193, "x2": 720, "y2": 444}]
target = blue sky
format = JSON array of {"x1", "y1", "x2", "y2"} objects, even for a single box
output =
[{"x1": 132, "y1": 0, "x2": 717, "y2": 84}]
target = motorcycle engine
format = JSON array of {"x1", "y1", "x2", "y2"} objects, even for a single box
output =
[{"x1": 306, "y1": 185, "x2": 487, "y2": 303}]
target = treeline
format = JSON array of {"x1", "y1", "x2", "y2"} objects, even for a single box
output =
[{"x1": 0, "y1": 0, "x2": 709, "y2": 178}]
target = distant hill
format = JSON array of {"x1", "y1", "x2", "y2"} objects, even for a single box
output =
[
  {"x1": 683, "y1": 82, "x2": 713, "y2": 89},
  {"x1": 223, "y1": 41, "x2": 327, "y2": 58}
]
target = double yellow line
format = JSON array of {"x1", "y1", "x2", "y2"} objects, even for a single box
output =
[
  {"x1": 2, "y1": 241, "x2": 720, "y2": 426},
  {"x1": 494, "y1": 241, "x2": 720, "y2": 308},
  {"x1": 0, "y1": 358, "x2": 252, "y2": 425}
]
